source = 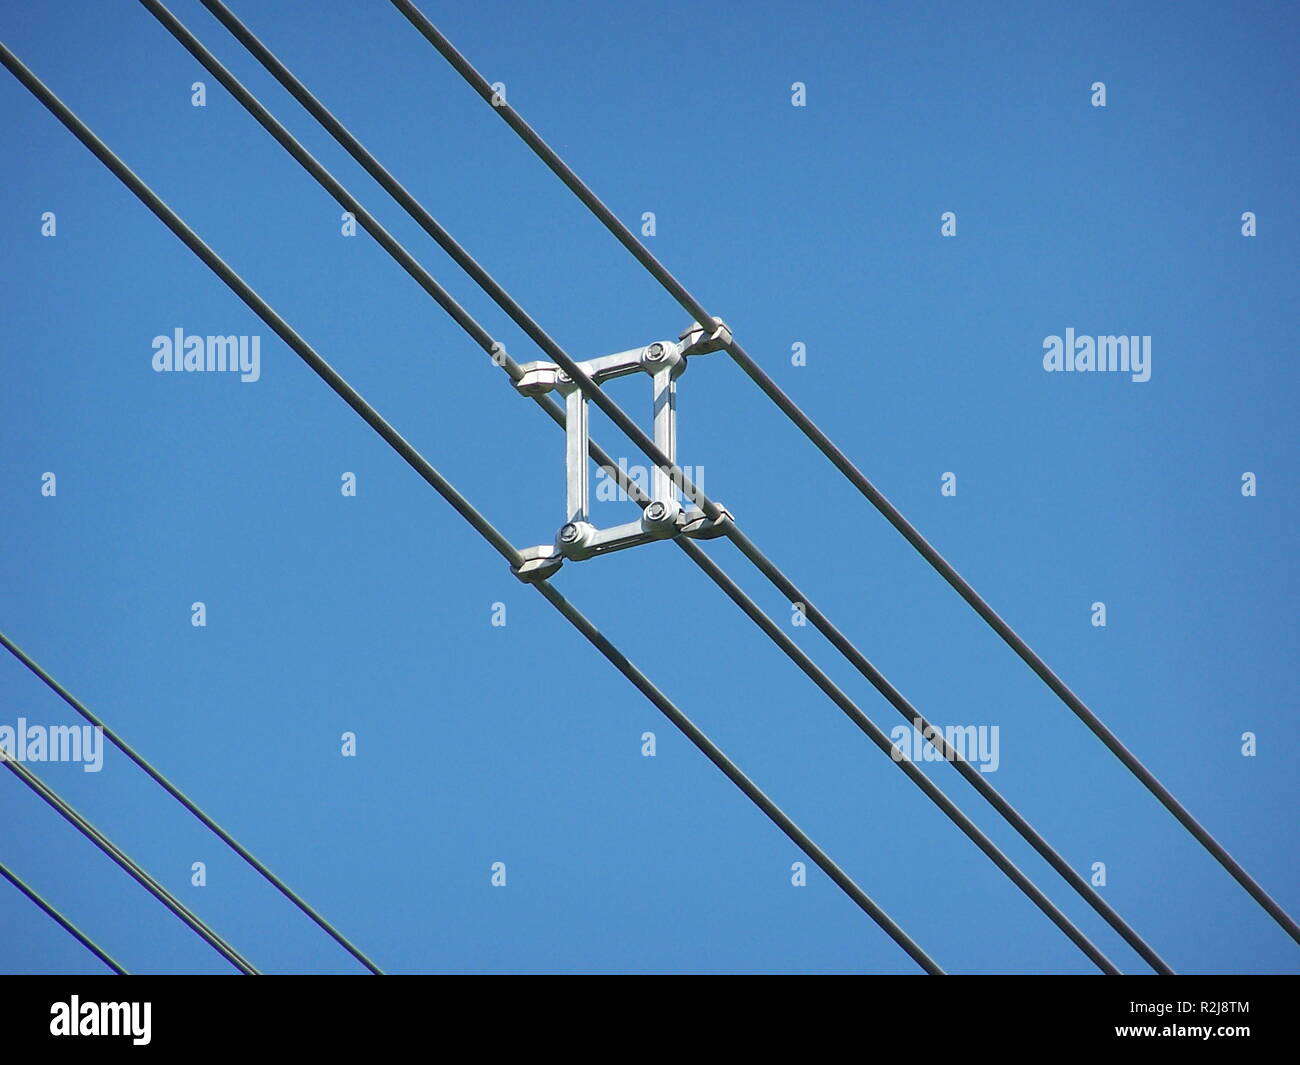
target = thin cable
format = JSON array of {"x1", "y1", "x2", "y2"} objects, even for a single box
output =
[
  {"x1": 197, "y1": 5, "x2": 1165, "y2": 972},
  {"x1": 0, "y1": 43, "x2": 941, "y2": 974},
  {"x1": 5, "y1": 41, "x2": 519, "y2": 567},
  {"x1": 154, "y1": 0, "x2": 733, "y2": 545},
  {"x1": 178, "y1": 2, "x2": 1166, "y2": 971},
  {"x1": 720, "y1": 528, "x2": 1173, "y2": 972},
  {"x1": 539, "y1": 385, "x2": 1143, "y2": 973},
  {"x1": 1, "y1": 755, "x2": 257, "y2": 973},
  {"x1": 0, "y1": 859, "x2": 129, "y2": 974},
  {"x1": 533, "y1": 579, "x2": 943, "y2": 974},
  {"x1": 395, "y1": 0, "x2": 1300, "y2": 946},
  {"x1": 674, "y1": 540, "x2": 1127, "y2": 975},
  {"x1": 0, "y1": 631, "x2": 384, "y2": 975},
  {"x1": 150, "y1": 0, "x2": 714, "y2": 520}
]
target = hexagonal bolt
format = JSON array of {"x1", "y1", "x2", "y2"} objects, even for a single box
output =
[{"x1": 640, "y1": 498, "x2": 681, "y2": 536}]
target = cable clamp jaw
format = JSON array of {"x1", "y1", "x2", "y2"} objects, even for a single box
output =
[
  {"x1": 678, "y1": 318, "x2": 732, "y2": 357},
  {"x1": 511, "y1": 544, "x2": 565, "y2": 584}
]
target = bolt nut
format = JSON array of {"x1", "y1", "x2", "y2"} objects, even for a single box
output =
[
  {"x1": 644, "y1": 342, "x2": 666, "y2": 362},
  {"x1": 640, "y1": 498, "x2": 681, "y2": 535},
  {"x1": 556, "y1": 520, "x2": 597, "y2": 559}
]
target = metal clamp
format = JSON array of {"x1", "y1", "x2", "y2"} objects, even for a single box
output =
[{"x1": 510, "y1": 321, "x2": 731, "y2": 581}]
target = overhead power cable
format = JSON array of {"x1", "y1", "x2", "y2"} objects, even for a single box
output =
[
  {"x1": 0, "y1": 39, "x2": 943, "y2": 975},
  {"x1": 672, "y1": 539, "x2": 1125, "y2": 974},
  {"x1": 1, "y1": 755, "x2": 258, "y2": 974},
  {"x1": 192, "y1": 0, "x2": 1166, "y2": 973},
  {"x1": 0, "y1": 858, "x2": 129, "y2": 974},
  {"x1": 172, "y1": 0, "x2": 1139, "y2": 973},
  {"x1": 146, "y1": 0, "x2": 706, "y2": 524},
  {"x1": 0, "y1": 630, "x2": 384, "y2": 975},
  {"x1": 178, "y1": 0, "x2": 1164, "y2": 972},
  {"x1": 391, "y1": 0, "x2": 1300, "y2": 947}
]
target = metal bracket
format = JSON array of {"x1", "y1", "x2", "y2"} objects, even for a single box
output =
[{"x1": 510, "y1": 321, "x2": 731, "y2": 582}]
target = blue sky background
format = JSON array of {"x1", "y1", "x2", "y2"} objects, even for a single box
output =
[{"x1": 1, "y1": 0, "x2": 1296, "y2": 975}]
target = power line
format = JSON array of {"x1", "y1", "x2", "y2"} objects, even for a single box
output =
[
  {"x1": 178, "y1": 0, "x2": 1164, "y2": 971},
  {"x1": 192, "y1": 1, "x2": 1163, "y2": 972},
  {"x1": 0, "y1": 631, "x2": 384, "y2": 975},
  {"x1": 393, "y1": 0, "x2": 1300, "y2": 948},
  {"x1": 172, "y1": 0, "x2": 1126, "y2": 970},
  {"x1": 719, "y1": 527, "x2": 1170, "y2": 971},
  {"x1": 0, "y1": 40, "x2": 942, "y2": 974},
  {"x1": 533, "y1": 579, "x2": 944, "y2": 974},
  {"x1": 1, "y1": 755, "x2": 257, "y2": 974},
  {"x1": 674, "y1": 539, "x2": 1126, "y2": 974},
  {"x1": 0, "y1": 859, "x2": 128, "y2": 974},
  {"x1": 147, "y1": 0, "x2": 709, "y2": 523}
]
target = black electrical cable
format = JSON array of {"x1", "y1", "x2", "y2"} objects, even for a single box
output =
[
  {"x1": 0, "y1": 859, "x2": 129, "y2": 974},
  {"x1": 194, "y1": 1, "x2": 1167, "y2": 972},
  {"x1": 163, "y1": 0, "x2": 715, "y2": 521},
  {"x1": 0, "y1": 40, "x2": 941, "y2": 974},
  {"x1": 533, "y1": 578, "x2": 944, "y2": 974},
  {"x1": 673, "y1": 539, "x2": 1128, "y2": 974},
  {"x1": 0, "y1": 630, "x2": 384, "y2": 975},
  {"x1": 166, "y1": 0, "x2": 1171, "y2": 972},
  {"x1": 2, "y1": 756, "x2": 258, "y2": 974},
  {"x1": 390, "y1": 0, "x2": 1300, "y2": 948},
  {"x1": 719, "y1": 528, "x2": 1173, "y2": 971}
]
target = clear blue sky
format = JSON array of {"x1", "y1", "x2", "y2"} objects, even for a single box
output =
[{"x1": 1, "y1": 0, "x2": 1296, "y2": 975}]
